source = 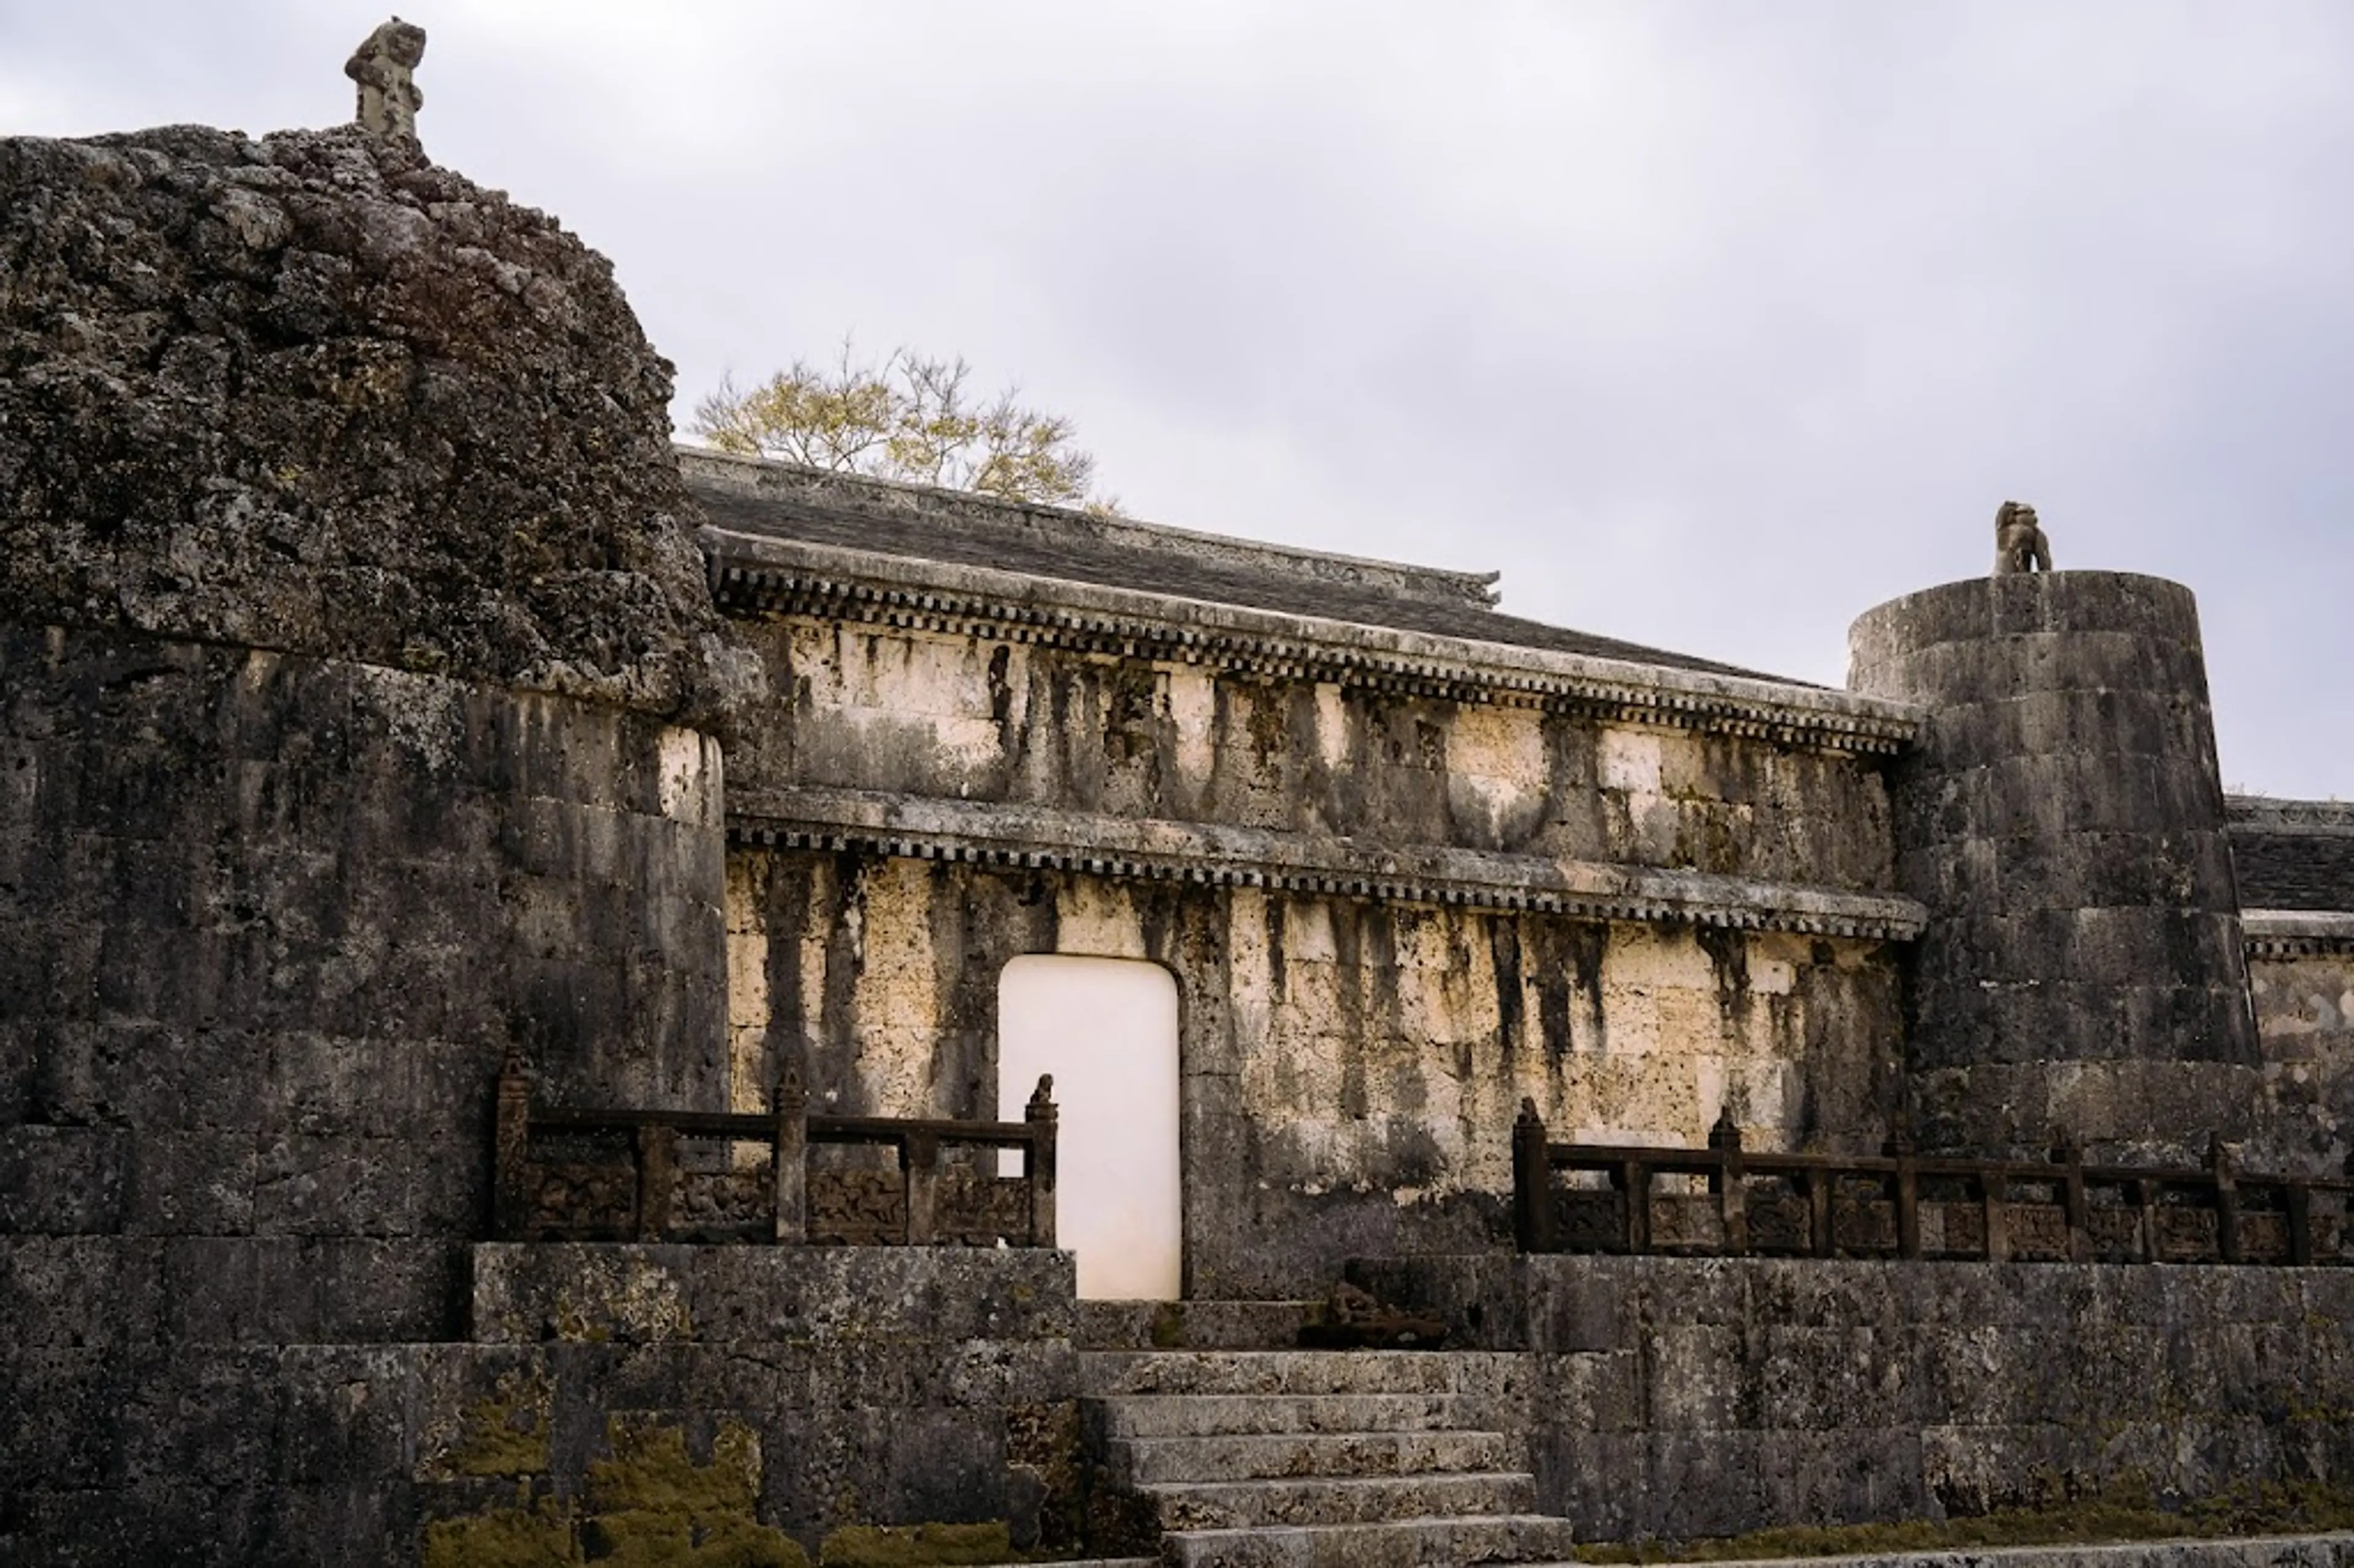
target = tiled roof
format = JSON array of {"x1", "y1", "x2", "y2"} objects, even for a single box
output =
[{"x1": 680, "y1": 450, "x2": 1791, "y2": 685}]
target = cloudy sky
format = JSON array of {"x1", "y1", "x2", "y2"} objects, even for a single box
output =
[{"x1": 7, "y1": 3, "x2": 2348, "y2": 796}]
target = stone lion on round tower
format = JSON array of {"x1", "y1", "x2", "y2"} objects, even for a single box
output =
[{"x1": 1994, "y1": 499, "x2": 2052, "y2": 575}]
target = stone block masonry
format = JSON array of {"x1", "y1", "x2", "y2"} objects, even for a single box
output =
[
  {"x1": 1354, "y1": 1254, "x2": 2354, "y2": 1544},
  {"x1": 1849, "y1": 573, "x2": 2258, "y2": 1165},
  {"x1": 0, "y1": 1243, "x2": 1081, "y2": 1564},
  {"x1": 0, "y1": 626, "x2": 731, "y2": 1276},
  {"x1": 727, "y1": 845, "x2": 1906, "y2": 1298},
  {"x1": 11, "y1": 48, "x2": 2354, "y2": 1562}
]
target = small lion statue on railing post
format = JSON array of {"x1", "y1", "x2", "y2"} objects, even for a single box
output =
[{"x1": 1994, "y1": 500, "x2": 2052, "y2": 576}]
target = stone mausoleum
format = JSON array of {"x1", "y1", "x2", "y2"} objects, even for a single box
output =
[{"x1": 6, "y1": 41, "x2": 2354, "y2": 1568}]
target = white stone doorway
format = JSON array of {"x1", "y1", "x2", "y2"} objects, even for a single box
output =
[{"x1": 997, "y1": 955, "x2": 1182, "y2": 1300}]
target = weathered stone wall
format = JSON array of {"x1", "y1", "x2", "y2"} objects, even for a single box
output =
[
  {"x1": 710, "y1": 576, "x2": 1925, "y2": 1296},
  {"x1": 0, "y1": 626, "x2": 729, "y2": 1295},
  {"x1": 0, "y1": 126, "x2": 749, "y2": 721},
  {"x1": 2246, "y1": 923, "x2": 2354, "y2": 1171},
  {"x1": 0, "y1": 1241, "x2": 1076, "y2": 1564},
  {"x1": 1354, "y1": 1253, "x2": 2354, "y2": 1544},
  {"x1": 727, "y1": 847, "x2": 1903, "y2": 1297},
  {"x1": 726, "y1": 621, "x2": 1899, "y2": 891},
  {"x1": 1848, "y1": 573, "x2": 2260, "y2": 1165},
  {"x1": 0, "y1": 116, "x2": 756, "y2": 1265}
]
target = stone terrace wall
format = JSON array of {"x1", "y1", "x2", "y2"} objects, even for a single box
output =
[
  {"x1": 0, "y1": 1242, "x2": 1078, "y2": 1564},
  {"x1": 1355, "y1": 1254, "x2": 2354, "y2": 1545}
]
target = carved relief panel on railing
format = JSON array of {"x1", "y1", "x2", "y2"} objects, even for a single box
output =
[{"x1": 492, "y1": 1054, "x2": 1059, "y2": 1248}]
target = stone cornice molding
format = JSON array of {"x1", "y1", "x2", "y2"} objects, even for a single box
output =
[
  {"x1": 2242, "y1": 909, "x2": 2354, "y2": 959},
  {"x1": 2227, "y1": 797, "x2": 2354, "y2": 837},
  {"x1": 699, "y1": 528, "x2": 1923, "y2": 758},
  {"x1": 726, "y1": 786, "x2": 1929, "y2": 942}
]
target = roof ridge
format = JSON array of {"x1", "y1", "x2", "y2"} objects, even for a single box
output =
[{"x1": 675, "y1": 444, "x2": 1503, "y2": 611}]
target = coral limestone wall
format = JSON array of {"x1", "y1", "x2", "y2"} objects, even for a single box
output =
[
  {"x1": 0, "y1": 125, "x2": 747, "y2": 718},
  {"x1": 726, "y1": 622, "x2": 1900, "y2": 892},
  {"x1": 725, "y1": 848, "x2": 1902, "y2": 1298},
  {"x1": 713, "y1": 576, "x2": 1924, "y2": 1293}
]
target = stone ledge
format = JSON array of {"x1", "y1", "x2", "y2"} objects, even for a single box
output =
[
  {"x1": 1585, "y1": 1536, "x2": 2354, "y2": 1568},
  {"x1": 700, "y1": 528, "x2": 1923, "y2": 758},
  {"x1": 468, "y1": 1241, "x2": 1077, "y2": 1347},
  {"x1": 726, "y1": 786, "x2": 1928, "y2": 942},
  {"x1": 2244, "y1": 910, "x2": 2354, "y2": 958}
]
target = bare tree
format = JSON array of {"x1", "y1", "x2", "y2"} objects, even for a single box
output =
[{"x1": 692, "y1": 343, "x2": 1118, "y2": 512}]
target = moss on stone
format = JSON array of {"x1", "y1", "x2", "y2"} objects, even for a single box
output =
[
  {"x1": 1146, "y1": 1303, "x2": 1186, "y2": 1349},
  {"x1": 419, "y1": 1413, "x2": 806, "y2": 1567},
  {"x1": 589, "y1": 1418, "x2": 762, "y2": 1517},
  {"x1": 437, "y1": 1369, "x2": 555, "y2": 1479},
  {"x1": 420, "y1": 1498, "x2": 577, "y2": 1568},
  {"x1": 817, "y1": 1521, "x2": 1017, "y2": 1566},
  {"x1": 581, "y1": 1417, "x2": 804, "y2": 1566}
]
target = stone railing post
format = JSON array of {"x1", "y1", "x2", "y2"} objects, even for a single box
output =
[
  {"x1": 493, "y1": 1050, "x2": 532, "y2": 1240},
  {"x1": 2136, "y1": 1176, "x2": 2164, "y2": 1263},
  {"x1": 1617, "y1": 1157, "x2": 1653, "y2": 1255},
  {"x1": 1887, "y1": 1129, "x2": 1921, "y2": 1260},
  {"x1": 773, "y1": 1065, "x2": 808, "y2": 1244},
  {"x1": 1709, "y1": 1108, "x2": 1747, "y2": 1255},
  {"x1": 1981, "y1": 1169, "x2": 2009, "y2": 1263},
  {"x1": 903, "y1": 1130, "x2": 940, "y2": 1246},
  {"x1": 634, "y1": 1123, "x2": 676, "y2": 1243},
  {"x1": 1025, "y1": 1073, "x2": 1058, "y2": 1249},
  {"x1": 1807, "y1": 1165, "x2": 1835, "y2": 1257},
  {"x1": 2055, "y1": 1132, "x2": 2090, "y2": 1263},
  {"x1": 2209, "y1": 1134, "x2": 2241, "y2": 1264},
  {"x1": 1513, "y1": 1099, "x2": 1555, "y2": 1253}
]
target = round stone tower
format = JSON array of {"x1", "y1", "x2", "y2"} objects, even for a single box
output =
[
  {"x1": 0, "y1": 123, "x2": 754, "y2": 1331},
  {"x1": 1848, "y1": 571, "x2": 2259, "y2": 1165}
]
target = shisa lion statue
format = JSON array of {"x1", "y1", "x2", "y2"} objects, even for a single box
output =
[
  {"x1": 1994, "y1": 500, "x2": 2052, "y2": 576},
  {"x1": 346, "y1": 17, "x2": 427, "y2": 147}
]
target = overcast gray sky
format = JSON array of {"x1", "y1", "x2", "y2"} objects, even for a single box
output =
[{"x1": 7, "y1": 3, "x2": 2349, "y2": 796}]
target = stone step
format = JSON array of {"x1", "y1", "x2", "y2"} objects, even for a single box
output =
[
  {"x1": 1089, "y1": 1392, "x2": 1484, "y2": 1439},
  {"x1": 1110, "y1": 1429, "x2": 1514, "y2": 1485},
  {"x1": 1156, "y1": 1513, "x2": 1580, "y2": 1568},
  {"x1": 1082, "y1": 1349, "x2": 1476, "y2": 1398},
  {"x1": 1499, "y1": 1541, "x2": 2354, "y2": 1568},
  {"x1": 1079, "y1": 1299, "x2": 1320, "y2": 1351},
  {"x1": 1139, "y1": 1471, "x2": 1537, "y2": 1532}
]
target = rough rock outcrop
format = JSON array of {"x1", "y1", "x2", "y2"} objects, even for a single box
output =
[{"x1": 0, "y1": 123, "x2": 750, "y2": 720}]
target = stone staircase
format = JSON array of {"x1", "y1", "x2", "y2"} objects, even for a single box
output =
[{"x1": 1078, "y1": 1302, "x2": 1575, "y2": 1567}]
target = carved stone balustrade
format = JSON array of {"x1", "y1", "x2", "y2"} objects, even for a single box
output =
[
  {"x1": 493, "y1": 1056, "x2": 1057, "y2": 1247},
  {"x1": 1512, "y1": 1100, "x2": 2353, "y2": 1266}
]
